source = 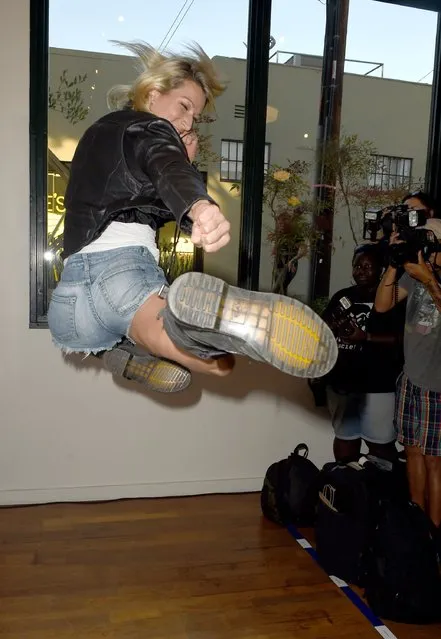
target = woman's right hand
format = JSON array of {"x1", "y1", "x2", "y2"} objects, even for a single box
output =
[{"x1": 189, "y1": 201, "x2": 231, "y2": 253}]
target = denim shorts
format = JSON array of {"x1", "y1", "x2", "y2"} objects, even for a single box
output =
[
  {"x1": 326, "y1": 387, "x2": 396, "y2": 444},
  {"x1": 47, "y1": 246, "x2": 167, "y2": 354}
]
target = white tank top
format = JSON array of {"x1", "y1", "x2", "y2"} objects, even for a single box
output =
[{"x1": 78, "y1": 222, "x2": 160, "y2": 263}]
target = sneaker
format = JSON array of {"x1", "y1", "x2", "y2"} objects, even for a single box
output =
[
  {"x1": 165, "y1": 272, "x2": 338, "y2": 379},
  {"x1": 100, "y1": 340, "x2": 191, "y2": 393}
]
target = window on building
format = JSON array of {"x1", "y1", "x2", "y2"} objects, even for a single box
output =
[
  {"x1": 220, "y1": 140, "x2": 271, "y2": 182},
  {"x1": 369, "y1": 154, "x2": 413, "y2": 191}
]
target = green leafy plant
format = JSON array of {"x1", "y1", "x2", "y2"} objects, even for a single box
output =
[
  {"x1": 264, "y1": 161, "x2": 317, "y2": 295},
  {"x1": 323, "y1": 134, "x2": 377, "y2": 245},
  {"x1": 324, "y1": 134, "x2": 422, "y2": 245},
  {"x1": 48, "y1": 70, "x2": 89, "y2": 125},
  {"x1": 310, "y1": 296, "x2": 329, "y2": 317}
]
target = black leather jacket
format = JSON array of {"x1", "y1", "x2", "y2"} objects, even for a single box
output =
[{"x1": 63, "y1": 109, "x2": 215, "y2": 258}]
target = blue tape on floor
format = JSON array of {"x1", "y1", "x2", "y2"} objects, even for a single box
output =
[{"x1": 286, "y1": 524, "x2": 398, "y2": 639}]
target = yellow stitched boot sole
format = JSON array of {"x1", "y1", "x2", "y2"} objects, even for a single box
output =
[
  {"x1": 167, "y1": 272, "x2": 338, "y2": 379},
  {"x1": 102, "y1": 349, "x2": 191, "y2": 393}
]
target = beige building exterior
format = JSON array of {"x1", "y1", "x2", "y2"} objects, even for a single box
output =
[
  {"x1": 48, "y1": 46, "x2": 433, "y2": 300},
  {"x1": 204, "y1": 56, "x2": 432, "y2": 298}
]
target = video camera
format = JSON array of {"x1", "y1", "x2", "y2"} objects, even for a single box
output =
[{"x1": 363, "y1": 204, "x2": 437, "y2": 266}]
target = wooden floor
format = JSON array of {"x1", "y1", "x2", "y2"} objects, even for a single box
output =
[{"x1": 0, "y1": 494, "x2": 439, "y2": 639}]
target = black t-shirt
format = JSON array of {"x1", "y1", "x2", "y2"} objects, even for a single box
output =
[{"x1": 323, "y1": 285, "x2": 406, "y2": 393}]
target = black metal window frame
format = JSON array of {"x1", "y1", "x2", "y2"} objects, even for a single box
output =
[
  {"x1": 29, "y1": 0, "x2": 272, "y2": 325},
  {"x1": 375, "y1": 0, "x2": 441, "y2": 10},
  {"x1": 31, "y1": 0, "x2": 440, "y2": 323},
  {"x1": 29, "y1": 0, "x2": 49, "y2": 327},
  {"x1": 220, "y1": 139, "x2": 271, "y2": 182},
  {"x1": 369, "y1": 154, "x2": 413, "y2": 190}
]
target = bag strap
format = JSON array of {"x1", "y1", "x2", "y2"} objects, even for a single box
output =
[
  {"x1": 347, "y1": 461, "x2": 364, "y2": 471},
  {"x1": 293, "y1": 444, "x2": 309, "y2": 458}
]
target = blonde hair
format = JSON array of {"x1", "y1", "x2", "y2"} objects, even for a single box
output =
[{"x1": 107, "y1": 41, "x2": 226, "y2": 113}]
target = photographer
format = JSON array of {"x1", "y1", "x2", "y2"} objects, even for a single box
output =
[
  {"x1": 403, "y1": 190, "x2": 437, "y2": 219},
  {"x1": 364, "y1": 192, "x2": 436, "y2": 259},
  {"x1": 375, "y1": 218, "x2": 441, "y2": 530},
  {"x1": 320, "y1": 244, "x2": 405, "y2": 463}
]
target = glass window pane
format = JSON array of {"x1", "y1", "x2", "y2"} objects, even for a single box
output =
[
  {"x1": 260, "y1": 0, "x2": 326, "y2": 296},
  {"x1": 329, "y1": 0, "x2": 436, "y2": 294},
  {"x1": 389, "y1": 157, "x2": 398, "y2": 176},
  {"x1": 221, "y1": 141, "x2": 229, "y2": 161},
  {"x1": 48, "y1": 0, "x2": 249, "y2": 296},
  {"x1": 264, "y1": 144, "x2": 269, "y2": 164},
  {"x1": 228, "y1": 161, "x2": 237, "y2": 180},
  {"x1": 220, "y1": 160, "x2": 229, "y2": 180}
]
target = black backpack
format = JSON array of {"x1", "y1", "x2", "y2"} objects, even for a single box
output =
[
  {"x1": 363, "y1": 500, "x2": 441, "y2": 624},
  {"x1": 261, "y1": 444, "x2": 320, "y2": 526},
  {"x1": 315, "y1": 457, "x2": 407, "y2": 585}
]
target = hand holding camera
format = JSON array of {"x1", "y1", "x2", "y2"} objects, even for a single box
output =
[
  {"x1": 364, "y1": 204, "x2": 437, "y2": 269},
  {"x1": 403, "y1": 251, "x2": 434, "y2": 284},
  {"x1": 330, "y1": 297, "x2": 367, "y2": 344},
  {"x1": 388, "y1": 230, "x2": 434, "y2": 282}
]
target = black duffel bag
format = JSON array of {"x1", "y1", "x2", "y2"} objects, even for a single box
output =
[{"x1": 261, "y1": 444, "x2": 320, "y2": 526}]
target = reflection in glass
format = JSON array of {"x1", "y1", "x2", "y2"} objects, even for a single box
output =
[
  {"x1": 330, "y1": 0, "x2": 437, "y2": 295},
  {"x1": 47, "y1": 0, "x2": 249, "y2": 297},
  {"x1": 220, "y1": 140, "x2": 270, "y2": 182},
  {"x1": 259, "y1": 0, "x2": 327, "y2": 300},
  {"x1": 254, "y1": 0, "x2": 437, "y2": 305},
  {"x1": 369, "y1": 155, "x2": 413, "y2": 191}
]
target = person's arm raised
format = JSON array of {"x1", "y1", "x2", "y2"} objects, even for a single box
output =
[
  {"x1": 127, "y1": 118, "x2": 216, "y2": 228},
  {"x1": 189, "y1": 201, "x2": 231, "y2": 254}
]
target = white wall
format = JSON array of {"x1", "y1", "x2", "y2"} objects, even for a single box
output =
[{"x1": 0, "y1": 0, "x2": 333, "y2": 505}]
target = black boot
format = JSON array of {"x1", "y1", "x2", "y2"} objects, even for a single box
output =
[
  {"x1": 161, "y1": 306, "x2": 227, "y2": 360},
  {"x1": 98, "y1": 339, "x2": 191, "y2": 393},
  {"x1": 162, "y1": 272, "x2": 338, "y2": 379}
]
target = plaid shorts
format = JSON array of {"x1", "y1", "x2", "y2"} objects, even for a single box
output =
[{"x1": 395, "y1": 373, "x2": 441, "y2": 456}]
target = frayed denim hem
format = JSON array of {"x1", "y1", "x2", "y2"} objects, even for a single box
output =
[{"x1": 51, "y1": 336, "x2": 123, "y2": 357}]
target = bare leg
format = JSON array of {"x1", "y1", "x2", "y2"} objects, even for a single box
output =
[
  {"x1": 425, "y1": 455, "x2": 441, "y2": 527},
  {"x1": 129, "y1": 294, "x2": 234, "y2": 377},
  {"x1": 405, "y1": 445, "x2": 427, "y2": 511},
  {"x1": 333, "y1": 437, "x2": 361, "y2": 463}
]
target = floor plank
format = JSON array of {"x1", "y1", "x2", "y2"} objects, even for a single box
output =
[{"x1": 0, "y1": 493, "x2": 436, "y2": 638}]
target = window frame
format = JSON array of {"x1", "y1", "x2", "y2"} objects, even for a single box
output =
[
  {"x1": 220, "y1": 139, "x2": 271, "y2": 182},
  {"x1": 374, "y1": 0, "x2": 441, "y2": 11},
  {"x1": 29, "y1": 0, "x2": 50, "y2": 327},
  {"x1": 369, "y1": 153, "x2": 413, "y2": 191},
  {"x1": 31, "y1": 1, "x2": 439, "y2": 317},
  {"x1": 29, "y1": 0, "x2": 271, "y2": 325}
]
